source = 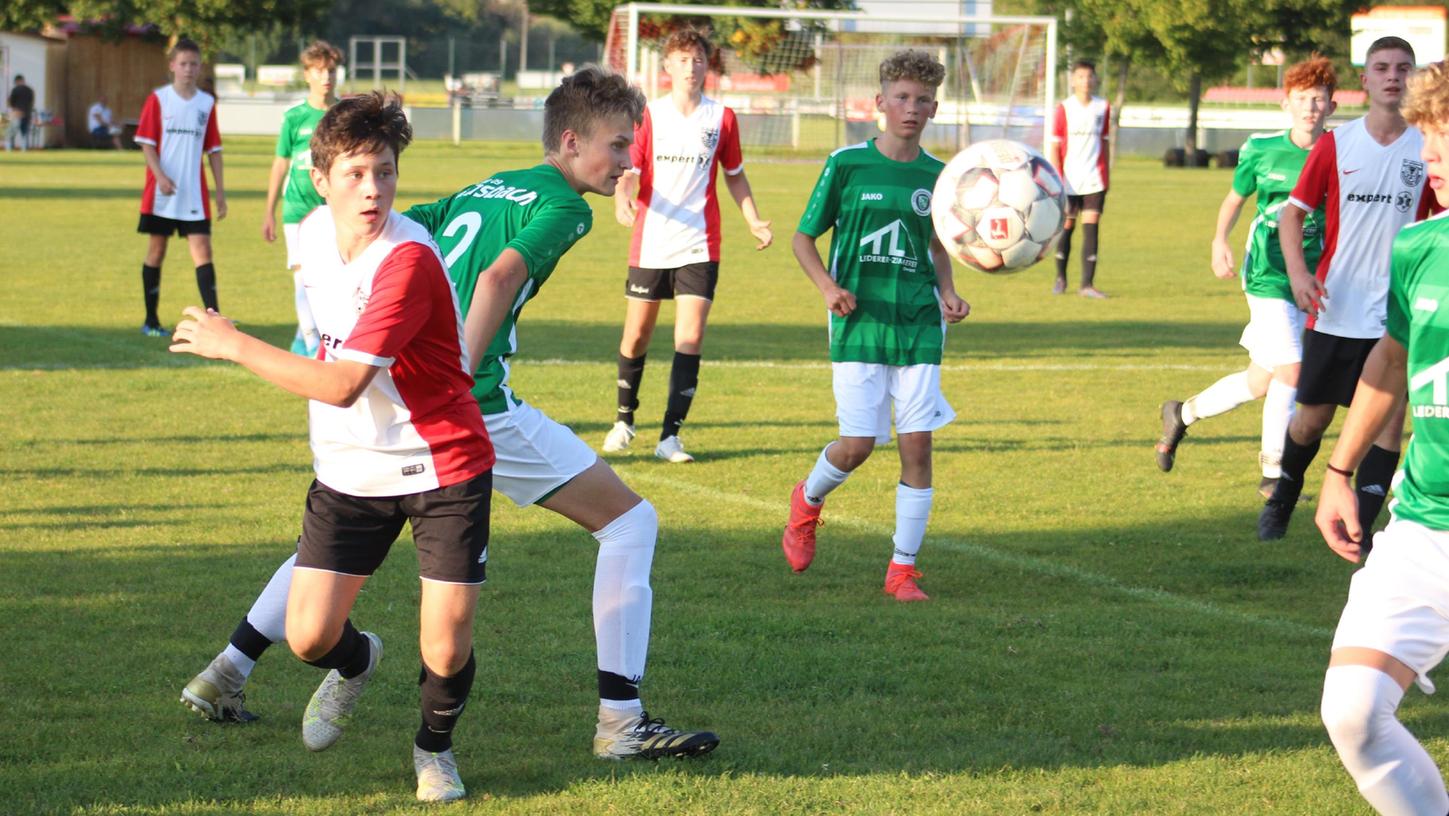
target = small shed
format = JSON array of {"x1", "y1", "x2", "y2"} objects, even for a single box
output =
[
  {"x1": 0, "y1": 31, "x2": 67, "y2": 147},
  {"x1": 46, "y1": 21, "x2": 169, "y2": 147}
]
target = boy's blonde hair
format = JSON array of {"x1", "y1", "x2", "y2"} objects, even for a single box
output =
[
  {"x1": 301, "y1": 40, "x2": 343, "y2": 70},
  {"x1": 1403, "y1": 61, "x2": 1449, "y2": 130},
  {"x1": 879, "y1": 50, "x2": 945, "y2": 89}
]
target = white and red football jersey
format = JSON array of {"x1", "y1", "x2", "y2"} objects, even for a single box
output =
[
  {"x1": 627, "y1": 95, "x2": 744, "y2": 269},
  {"x1": 134, "y1": 85, "x2": 222, "y2": 221},
  {"x1": 1288, "y1": 118, "x2": 1434, "y2": 339},
  {"x1": 296, "y1": 207, "x2": 494, "y2": 497},
  {"x1": 1050, "y1": 95, "x2": 1110, "y2": 196}
]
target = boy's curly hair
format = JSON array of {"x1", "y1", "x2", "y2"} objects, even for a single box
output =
[
  {"x1": 1283, "y1": 55, "x2": 1337, "y2": 97},
  {"x1": 310, "y1": 91, "x2": 412, "y2": 174},
  {"x1": 879, "y1": 50, "x2": 945, "y2": 89},
  {"x1": 1403, "y1": 61, "x2": 1449, "y2": 131}
]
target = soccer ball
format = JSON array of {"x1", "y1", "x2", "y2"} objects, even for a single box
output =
[{"x1": 931, "y1": 139, "x2": 1066, "y2": 273}]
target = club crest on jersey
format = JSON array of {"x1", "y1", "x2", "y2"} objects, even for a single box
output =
[
  {"x1": 352, "y1": 286, "x2": 370, "y2": 313},
  {"x1": 1402, "y1": 159, "x2": 1425, "y2": 188},
  {"x1": 1396, "y1": 191, "x2": 1413, "y2": 213},
  {"x1": 196, "y1": 110, "x2": 208, "y2": 130},
  {"x1": 700, "y1": 127, "x2": 719, "y2": 150},
  {"x1": 911, "y1": 189, "x2": 932, "y2": 216}
]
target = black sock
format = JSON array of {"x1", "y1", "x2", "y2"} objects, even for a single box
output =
[
  {"x1": 304, "y1": 619, "x2": 371, "y2": 679},
  {"x1": 142, "y1": 264, "x2": 161, "y2": 327},
  {"x1": 1271, "y1": 431, "x2": 1321, "y2": 505},
  {"x1": 661, "y1": 351, "x2": 701, "y2": 441},
  {"x1": 416, "y1": 651, "x2": 476, "y2": 753},
  {"x1": 1080, "y1": 223, "x2": 1100, "y2": 288},
  {"x1": 598, "y1": 669, "x2": 641, "y2": 703},
  {"x1": 229, "y1": 618, "x2": 275, "y2": 662},
  {"x1": 616, "y1": 353, "x2": 646, "y2": 427},
  {"x1": 195, "y1": 263, "x2": 218, "y2": 312},
  {"x1": 1054, "y1": 224, "x2": 1074, "y2": 279},
  {"x1": 1355, "y1": 445, "x2": 1400, "y2": 545}
]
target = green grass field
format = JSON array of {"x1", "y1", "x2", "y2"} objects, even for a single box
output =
[{"x1": 0, "y1": 138, "x2": 1431, "y2": 815}]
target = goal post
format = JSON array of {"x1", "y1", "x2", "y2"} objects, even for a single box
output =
[{"x1": 604, "y1": 3, "x2": 1057, "y2": 156}]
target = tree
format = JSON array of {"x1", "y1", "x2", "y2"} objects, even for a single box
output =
[{"x1": 0, "y1": 0, "x2": 331, "y2": 50}]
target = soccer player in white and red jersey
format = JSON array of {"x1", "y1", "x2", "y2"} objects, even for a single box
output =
[
  {"x1": 1258, "y1": 36, "x2": 1437, "y2": 542},
  {"x1": 603, "y1": 28, "x2": 773, "y2": 463},
  {"x1": 1049, "y1": 59, "x2": 1110, "y2": 298},
  {"x1": 1313, "y1": 61, "x2": 1449, "y2": 815},
  {"x1": 170, "y1": 92, "x2": 493, "y2": 803},
  {"x1": 134, "y1": 38, "x2": 225, "y2": 337}
]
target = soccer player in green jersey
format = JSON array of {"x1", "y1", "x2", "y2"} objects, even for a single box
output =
[
  {"x1": 261, "y1": 40, "x2": 341, "y2": 357},
  {"x1": 1312, "y1": 62, "x2": 1449, "y2": 815},
  {"x1": 779, "y1": 50, "x2": 969, "y2": 601},
  {"x1": 1156, "y1": 57, "x2": 1337, "y2": 498},
  {"x1": 180, "y1": 67, "x2": 719, "y2": 764}
]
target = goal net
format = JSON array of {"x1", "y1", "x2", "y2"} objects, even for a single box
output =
[{"x1": 604, "y1": 3, "x2": 1057, "y2": 156}]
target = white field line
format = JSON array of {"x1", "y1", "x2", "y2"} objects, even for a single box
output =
[
  {"x1": 523, "y1": 358, "x2": 1233, "y2": 373},
  {"x1": 618, "y1": 467, "x2": 1335, "y2": 642}
]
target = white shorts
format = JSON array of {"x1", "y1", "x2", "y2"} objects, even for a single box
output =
[
  {"x1": 1331, "y1": 517, "x2": 1449, "y2": 694},
  {"x1": 283, "y1": 222, "x2": 301, "y2": 269},
  {"x1": 1238, "y1": 294, "x2": 1305, "y2": 370},
  {"x1": 485, "y1": 400, "x2": 598, "y2": 507},
  {"x1": 832, "y1": 362, "x2": 955, "y2": 444}
]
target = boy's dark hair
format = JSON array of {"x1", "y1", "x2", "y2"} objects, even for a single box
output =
[
  {"x1": 13, "y1": 75, "x2": 22, "y2": 82},
  {"x1": 1072, "y1": 59, "x2": 1096, "y2": 73},
  {"x1": 542, "y1": 65, "x2": 645, "y2": 153},
  {"x1": 662, "y1": 28, "x2": 713, "y2": 61},
  {"x1": 301, "y1": 40, "x2": 343, "y2": 69},
  {"x1": 169, "y1": 38, "x2": 201, "y2": 59},
  {"x1": 879, "y1": 50, "x2": 945, "y2": 88},
  {"x1": 310, "y1": 91, "x2": 412, "y2": 174},
  {"x1": 1365, "y1": 36, "x2": 1415, "y2": 64}
]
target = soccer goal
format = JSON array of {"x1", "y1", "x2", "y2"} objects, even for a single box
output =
[{"x1": 604, "y1": 2, "x2": 1057, "y2": 155}]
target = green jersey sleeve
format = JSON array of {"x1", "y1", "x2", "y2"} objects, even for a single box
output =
[
  {"x1": 274, "y1": 114, "x2": 293, "y2": 159},
  {"x1": 797, "y1": 154, "x2": 842, "y2": 238},
  {"x1": 508, "y1": 198, "x2": 592, "y2": 278},
  {"x1": 403, "y1": 198, "x2": 448, "y2": 236},
  {"x1": 1386, "y1": 230, "x2": 1420, "y2": 346},
  {"x1": 1231, "y1": 138, "x2": 1259, "y2": 197}
]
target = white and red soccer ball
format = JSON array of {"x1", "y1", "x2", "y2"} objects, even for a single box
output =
[{"x1": 931, "y1": 139, "x2": 1067, "y2": 273}]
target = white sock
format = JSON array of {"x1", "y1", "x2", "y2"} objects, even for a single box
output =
[
  {"x1": 891, "y1": 484, "x2": 934, "y2": 566},
  {"x1": 804, "y1": 443, "x2": 850, "y2": 505},
  {"x1": 222, "y1": 644, "x2": 256, "y2": 676},
  {"x1": 1261, "y1": 380, "x2": 1297, "y2": 478},
  {"x1": 293, "y1": 269, "x2": 319, "y2": 344},
  {"x1": 592, "y1": 500, "x2": 656, "y2": 708},
  {"x1": 1322, "y1": 665, "x2": 1449, "y2": 816},
  {"x1": 1181, "y1": 371, "x2": 1255, "y2": 425}
]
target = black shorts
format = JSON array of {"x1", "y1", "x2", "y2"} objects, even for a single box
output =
[
  {"x1": 1066, "y1": 192, "x2": 1107, "y2": 216},
  {"x1": 1298, "y1": 330, "x2": 1379, "y2": 407},
  {"x1": 137, "y1": 214, "x2": 211, "y2": 236},
  {"x1": 626, "y1": 263, "x2": 719, "y2": 301},
  {"x1": 295, "y1": 471, "x2": 492, "y2": 584}
]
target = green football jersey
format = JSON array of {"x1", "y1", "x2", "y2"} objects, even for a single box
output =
[
  {"x1": 798, "y1": 139, "x2": 946, "y2": 366},
  {"x1": 404, "y1": 164, "x2": 593, "y2": 415},
  {"x1": 1231, "y1": 130, "x2": 1326, "y2": 301},
  {"x1": 1384, "y1": 211, "x2": 1449, "y2": 530},
  {"x1": 276, "y1": 101, "x2": 328, "y2": 224}
]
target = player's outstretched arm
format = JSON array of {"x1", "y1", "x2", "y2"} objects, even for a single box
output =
[
  {"x1": 170, "y1": 306, "x2": 379, "y2": 406},
  {"x1": 792, "y1": 230, "x2": 854, "y2": 316},
  {"x1": 613, "y1": 171, "x2": 640, "y2": 227},
  {"x1": 1315, "y1": 336, "x2": 1408, "y2": 562},
  {"x1": 1278, "y1": 204, "x2": 1323, "y2": 314},
  {"x1": 261, "y1": 156, "x2": 290, "y2": 241},
  {"x1": 723, "y1": 170, "x2": 772, "y2": 250},
  {"x1": 461, "y1": 249, "x2": 530, "y2": 364},
  {"x1": 1210, "y1": 191, "x2": 1247, "y2": 280},
  {"x1": 208, "y1": 151, "x2": 227, "y2": 220},
  {"x1": 930, "y1": 235, "x2": 969, "y2": 323}
]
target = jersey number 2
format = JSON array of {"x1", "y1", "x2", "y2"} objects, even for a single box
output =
[{"x1": 442, "y1": 212, "x2": 483, "y2": 269}]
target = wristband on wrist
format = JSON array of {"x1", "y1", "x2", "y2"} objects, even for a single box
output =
[{"x1": 1326, "y1": 463, "x2": 1354, "y2": 478}]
